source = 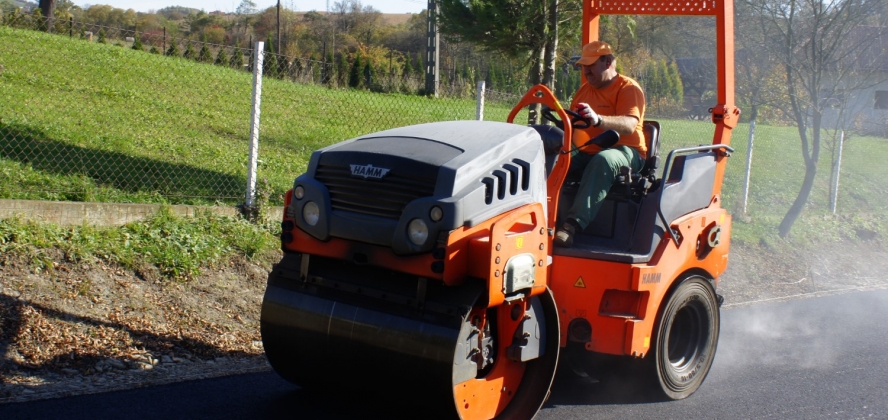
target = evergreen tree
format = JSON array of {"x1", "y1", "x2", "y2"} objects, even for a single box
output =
[
  {"x1": 348, "y1": 53, "x2": 362, "y2": 88},
  {"x1": 415, "y1": 52, "x2": 424, "y2": 78},
  {"x1": 132, "y1": 33, "x2": 143, "y2": 51},
  {"x1": 97, "y1": 28, "x2": 106, "y2": 44},
  {"x1": 197, "y1": 43, "x2": 213, "y2": 63},
  {"x1": 231, "y1": 48, "x2": 245, "y2": 69},
  {"x1": 402, "y1": 55, "x2": 413, "y2": 79},
  {"x1": 165, "y1": 39, "x2": 180, "y2": 57},
  {"x1": 278, "y1": 55, "x2": 290, "y2": 79},
  {"x1": 310, "y1": 53, "x2": 321, "y2": 81},
  {"x1": 658, "y1": 60, "x2": 670, "y2": 102},
  {"x1": 215, "y1": 48, "x2": 229, "y2": 66},
  {"x1": 363, "y1": 60, "x2": 373, "y2": 90},
  {"x1": 323, "y1": 51, "x2": 334, "y2": 85},
  {"x1": 667, "y1": 61, "x2": 684, "y2": 103},
  {"x1": 263, "y1": 34, "x2": 279, "y2": 78},
  {"x1": 336, "y1": 53, "x2": 348, "y2": 87},
  {"x1": 183, "y1": 41, "x2": 196, "y2": 60},
  {"x1": 149, "y1": 46, "x2": 160, "y2": 54}
]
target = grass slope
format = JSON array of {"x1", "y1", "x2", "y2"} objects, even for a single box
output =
[
  {"x1": 0, "y1": 26, "x2": 523, "y2": 204},
  {"x1": 1, "y1": 25, "x2": 886, "y2": 245}
]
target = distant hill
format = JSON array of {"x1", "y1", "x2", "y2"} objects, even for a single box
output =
[{"x1": 290, "y1": 10, "x2": 417, "y2": 26}]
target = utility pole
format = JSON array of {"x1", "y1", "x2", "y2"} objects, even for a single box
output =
[
  {"x1": 276, "y1": 0, "x2": 282, "y2": 55},
  {"x1": 425, "y1": 0, "x2": 439, "y2": 97}
]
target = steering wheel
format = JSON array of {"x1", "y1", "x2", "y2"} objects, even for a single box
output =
[{"x1": 541, "y1": 106, "x2": 591, "y2": 129}]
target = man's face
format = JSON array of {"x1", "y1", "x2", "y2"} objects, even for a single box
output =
[{"x1": 581, "y1": 56, "x2": 610, "y2": 86}]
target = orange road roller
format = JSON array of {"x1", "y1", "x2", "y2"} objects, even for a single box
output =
[{"x1": 261, "y1": 1, "x2": 739, "y2": 417}]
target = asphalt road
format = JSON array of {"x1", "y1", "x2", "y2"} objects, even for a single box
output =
[{"x1": 2, "y1": 289, "x2": 887, "y2": 420}]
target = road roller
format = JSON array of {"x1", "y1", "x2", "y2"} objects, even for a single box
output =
[{"x1": 261, "y1": 0, "x2": 738, "y2": 417}]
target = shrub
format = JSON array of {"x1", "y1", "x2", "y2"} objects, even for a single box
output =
[
  {"x1": 349, "y1": 53, "x2": 362, "y2": 88},
  {"x1": 97, "y1": 28, "x2": 106, "y2": 44},
  {"x1": 132, "y1": 33, "x2": 143, "y2": 51},
  {"x1": 165, "y1": 39, "x2": 180, "y2": 56},
  {"x1": 197, "y1": 43, "x2": 213, "y2": 63},
  {"x1": 214, "y1": 48, "x2": 229, "y2": 66},
  {"x1": 230, "y1": 48, "x2": 245, "y2": 69},
  {"x1": 183, "y1": 41, "x2": 196, "y2": 60}
]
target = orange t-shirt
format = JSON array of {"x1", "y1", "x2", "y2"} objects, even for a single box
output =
[{"x1": 570, "y1": 74, "x2": 647, "y2": 158}]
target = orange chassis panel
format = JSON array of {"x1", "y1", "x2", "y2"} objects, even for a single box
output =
[
  {"x1": 282, "y1": 193, "x2": 550, "y2": 308},
  {"x1": 549, "y1": 203, "x2": 732, "y2": 357}
]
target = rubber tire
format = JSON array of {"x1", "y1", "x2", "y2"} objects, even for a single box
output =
[{"x1": 650, "y1": 275, "x2": 720, "y2": 400}]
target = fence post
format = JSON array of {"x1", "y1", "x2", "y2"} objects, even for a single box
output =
[
  {"x1": 741, "y1": 118, "x2": 755, "y2": 215},
  {"x1": 476, "y1": 80, "x2": 486, "y2": 121},
  {"x1": 69, "y1": 17, "x2": 73, "y2": 38},
  {"x1": 830, "y1": 130, "x2": 844, "y2": 214},
  {"x1": 245, "y1": 41, "x2": 265, "y2": 211}
]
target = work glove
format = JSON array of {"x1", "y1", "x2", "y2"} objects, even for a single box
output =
[{"x1": 576, "y1": 103, "x2": 602, "y2": 127}]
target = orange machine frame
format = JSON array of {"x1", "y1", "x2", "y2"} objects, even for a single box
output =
[{"x1": 540, "y1": 0, "x2": 737, "y2": 357}]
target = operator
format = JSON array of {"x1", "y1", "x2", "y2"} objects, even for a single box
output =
[{"x1": 554, "y1": 40, "x2": 647, "y2": 247}]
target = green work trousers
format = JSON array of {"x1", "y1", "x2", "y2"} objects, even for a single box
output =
[{"x1": 565, "y1": 145, "x2": 645, "y2": 230}]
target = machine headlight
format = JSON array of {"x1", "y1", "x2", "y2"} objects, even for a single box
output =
[
  {"x1": 429, "y1": 206, "x2": 443, "y2": 222},
  {"x1": 407, "y1": 218, "x2": 429, "y2": 245},
  {"x1": 303, "y1": 201, "x2": 320, "y2": 226},
  {"x1": 293, "y1": 185, "x2": 305, "y2": 200}
]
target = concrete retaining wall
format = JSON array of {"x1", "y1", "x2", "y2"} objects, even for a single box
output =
[{"x1": 0, "y1": 199, "x2": 286, "y2": 226}]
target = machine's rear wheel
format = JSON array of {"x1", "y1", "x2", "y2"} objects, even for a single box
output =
[{"x1": 649, "y1": 275, "x2": 720, "y2": 400}]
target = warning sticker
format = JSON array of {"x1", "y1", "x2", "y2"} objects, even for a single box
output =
[
  {"x1": 516, "y1": 236, "x2": 524, "y2": 249},
  {"x1": 574, "y1": 277, "x2": 586, "y2": 288}
]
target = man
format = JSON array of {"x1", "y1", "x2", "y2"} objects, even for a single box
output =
[{"x1": 554, "y1": 40, "x2": 647, "y2": 247}]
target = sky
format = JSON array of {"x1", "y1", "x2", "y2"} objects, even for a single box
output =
[{"x1": 77, "y1": 0, "x2": 426, "y2": 15}]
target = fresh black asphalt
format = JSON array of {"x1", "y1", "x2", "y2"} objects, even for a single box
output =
[{"x1": 2, "y1": 289, "x2": 887, "y2": 419}]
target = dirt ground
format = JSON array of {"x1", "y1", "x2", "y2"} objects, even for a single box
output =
[{"x1": 1, "y1": 239, "x2": 887, "y2": 404}]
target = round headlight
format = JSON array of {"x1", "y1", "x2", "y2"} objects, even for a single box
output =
[
  {"x1": 293, "y1": 185, "x2": 305, "y2": 200},
  {"x1": 303, "y1": 201, "x2": 320, "y2": 226},
  {"x1": 429, "y1": 206, "x2": 443, "y2": 222},
  {"x1": 407, "y1": 218, "x2": 429, "y2": 245}
]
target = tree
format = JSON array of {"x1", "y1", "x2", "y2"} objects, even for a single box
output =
[
  {"x1": 231, "y1": 48, "x2": 246, "y2": 69},
  {"x1": 437, "y1": 0, "x2": 580, "y2": 87},
  {"x1": 263, "y1": 34, "x2": 279, "y2": 77},
  {"x1": 215, "y1": 48, "x2": 229, "y2": 66},
  {"x1": 744, "y1": 0, "x2": 887, "y2": 237},
  {"x1": 183, "y1": 41, "x2": 196, "y2": 59},
  {"x1": 132, "y1": 33, "x2": 143, "y2": 51},
  {"x1": 197, "y1": 42, "x2": 213, "y2": 63},
  {"x1": 349, "y1": 52, "x2": 362, "y2": 88},
  {"x1": 165, "y1": 39, "x2": 180, "y2": 56},
  {"x1": 437, "y1": 0, "x2": 581, "y2": 122},
  {"x1": 363, "y1": 59, "x2": 374, "y2": 89},
  {"x1": 38, "y1": 0, "x2": 54, "y2": 32},
  {"x1": 97, "y1": 28, "x2": 106, "y2": 43}
]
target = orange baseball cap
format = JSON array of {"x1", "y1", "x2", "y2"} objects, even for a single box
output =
[{"x1": 576, "y1": 41, "x2": 614, "y2": 65}]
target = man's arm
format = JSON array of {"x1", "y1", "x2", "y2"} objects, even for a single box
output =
[{"x1": 596, "y1": 115, "x2": 638, "y2": 136}]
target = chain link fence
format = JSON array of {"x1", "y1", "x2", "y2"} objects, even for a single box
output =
[{"x1": 2, "y1": 18, "x2": 886, "y2": 223}]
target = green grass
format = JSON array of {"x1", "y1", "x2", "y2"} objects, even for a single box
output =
[
  {"x1": 2, "y1": 24, "x2": 886, "y2": 248},
  {"x1": 0, "y1": 208, "x2": 280, "y2": 280},
  {"x1": 0, "y1": 26, "x2": 525, "y2": 205}
]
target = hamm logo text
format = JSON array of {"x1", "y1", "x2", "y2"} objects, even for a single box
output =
[{"x1": 350, "y1": 164, "x2": 391, "y2": 179}]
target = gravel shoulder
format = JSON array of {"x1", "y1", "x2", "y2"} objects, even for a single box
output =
[{"x1": 2, "y1": 239, "x2": 887, "y2": 404}]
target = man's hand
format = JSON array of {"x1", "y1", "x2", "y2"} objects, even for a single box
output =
[{"x1": 576, "y1": 103, "x2": 602, "y2": 127}]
